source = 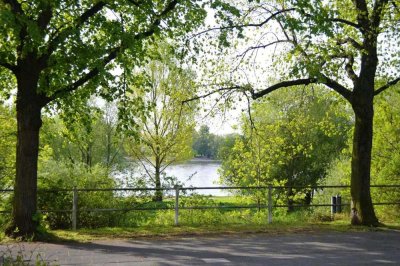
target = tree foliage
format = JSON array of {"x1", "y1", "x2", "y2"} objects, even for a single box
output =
[
  {"x1": 125, "y1": 43, "x2": 197, "y2": 201},
  {"x1": 197, "y1": 0, "x2": 400, "y2": 225},
  {"x1": 41, "y1": 101, "x2": 127, "y2": 173},
  {"x1": 219, "y1": 87, "x2": 351, "y2": 210},
  {"x1": 192, "y1": 125, "x2": 239, "y2": 159},
  {"x1": 371, "y1": 87, "x2": 400, "y2": 218},
  {"x1": 0, "y1": 0, "x2": 206, "y2": 238},
  {"x1": 0, "y1": 104, "x2": 16, "y2": 189}
]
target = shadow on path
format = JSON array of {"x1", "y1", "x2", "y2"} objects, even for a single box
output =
[{"x1": 1, "y1": 230, "x2": 399, "y2": 265}]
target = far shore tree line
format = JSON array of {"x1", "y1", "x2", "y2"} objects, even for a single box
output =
[{"x1": 0, "y1": 0, "x2": 399, "y2": 238}]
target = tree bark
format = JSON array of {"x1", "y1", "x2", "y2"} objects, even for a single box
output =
[
  {"x1": 348, "y1": 27, "x2": 380, "y2": 226},
  {"x1": 6, "y1": 70, "x2": 44, "y2": 238},
  {"x1": 153, "y1": 158, "x2": 163, "y2": 202},
  {"x1": 350, "y1": 101, "x2": 379, "y2": 226}
]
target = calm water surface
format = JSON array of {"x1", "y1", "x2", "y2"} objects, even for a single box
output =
[
  {"x1": 166, "y1": 159, "x2": 220, "y2": 185},
  {"x1": 165, "y1": 158, "x2": 226, "y2": 195},
  {"x1": 118, "y1": 158, "x2": 226, "y2": 195}
]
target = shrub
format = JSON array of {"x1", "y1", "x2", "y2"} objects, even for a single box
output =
[{"x1": 38, "y1": 161, "x2": 119, "y2": 229}]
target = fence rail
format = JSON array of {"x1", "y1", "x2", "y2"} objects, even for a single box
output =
[{"x1": 1, "y1": 184, "x2": 399, "y2": 229}]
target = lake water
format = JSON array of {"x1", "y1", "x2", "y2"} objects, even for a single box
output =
[
  {"x1": 117, "y1": 158, "x2": 227, "y2": 195},
  {"x1": 165, "y1": 158, "x2": 226, "y2": 195}
]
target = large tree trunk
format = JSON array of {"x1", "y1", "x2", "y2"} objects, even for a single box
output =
[
  {"x1": 5, "y1": 65, "x2": 45, "y2": 238},
  {"x1": 349, "y1": 32, "x2": 380, "y2": 226},
  {"x1": 6, "y1": 97, "x2": 43, "y2": 238},
  {"x1": 350, "y1": 101, "x2": 379, "y2": 226}
]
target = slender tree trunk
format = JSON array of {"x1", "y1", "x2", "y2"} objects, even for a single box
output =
[
  {"x1": 350, "y1": 101, "x2": 379, "y2": 226},
  {"x1": 153, "y1": 158, "x2": 163, "y2": 202}
]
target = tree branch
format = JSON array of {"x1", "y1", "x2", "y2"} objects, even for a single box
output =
[
  {"x1": 46, "y1": 0, "x2": 179, "y2": 103},
  {"x1": 354, "y1": 0, "x2": 370, "y2": 32},
  {"x1": 191, "y1": 8, "x2": 295, "y2": 38},
  {"x1": 252, "y1": 78, "x2": 317, "y2": 99},
  {"x1": 374, "y1": 77, "x2": 400, "y2": 96},
  {"x1": 3, "y1": 0, "x2": 24, "y2": 15},
  {"x1": 157, "y1": 0, "x2": 178, "y2": 17},
  {"x1": 37, "y1": 3, "x2": 53, "y2": 31},
  {"x1": 0, "y1": 61, "x2": 17, "y2": 73},
  {"x1": 48, "y1": 46, "x2": 120, "y2": 101},
  {"x1": 45, "y1": 1, "x2": 107, "y2": 57},
  {"x1": 336, "y1": 37, "x2": 364, "y2": 50},
  {"x1": 238, "y1": 40, "x2": 292, "y2": 58},
  {"x1": 182, "y1": 86, "x2": 243, "y2": 103},
  {"x1": 321, "y1": 75, "x2": 353, "y2": 102},
  {"x1": 252, "y1": 77, "x2": 353, "y2": 103},
  {"x1": 125, "y1": 1, "x2": 178, "y2": 42},
  {"x1": 372, "y1": 0, "x2": 389, "y2": 29},
  {"x1": 126, "y1": 0, "x2": 144, "y2": 7},
  {"x1": 344, "y1": 54, "x2": 358, "y2": 84},
  {"x1": 330, "y1": 18, "x2": 361, "y2": 29}
]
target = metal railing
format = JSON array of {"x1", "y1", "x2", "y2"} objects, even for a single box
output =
[{"x1": 0, "y1": 184, "x2": 399, "y2": 230}]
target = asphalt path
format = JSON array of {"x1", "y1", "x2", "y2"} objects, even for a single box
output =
[{"x1": 1, "y1": 230, "x2": 399, "y2": 265}]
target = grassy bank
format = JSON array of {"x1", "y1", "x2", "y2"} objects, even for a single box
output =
[
  {"x1": 0, "y1": 194, "x2": 398, "y2": 243},
  {"x1": 1, "y1": 212, "x2": 399, "y2": 243}
]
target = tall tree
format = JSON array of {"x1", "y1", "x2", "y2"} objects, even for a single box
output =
[
  {"x1": 126, "y1": 45, "x2": 197, "y2": 202},
  {"x1": 193, "y1": 125, "x2": 213, "y2": 158},
  {"x1": 202, "y1": 0, "x2": 400, "y2": 226},
  {"x1": 41, "y1": 100, "x2": 127, "y2": 174},
  {"x1": 0, "y1": 0, "x2": 205, "y2": 238},
  {"x1": 220, "y1": 88, "x2": 350, "y2": 210}
]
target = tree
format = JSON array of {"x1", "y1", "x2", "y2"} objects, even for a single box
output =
[
  {"x1": 203, "y1": 0, "x2": 400, "y2": 226},
  {"x1": 193, "y1": 125, "x2": 214, "y2": 158},
  {"x1": 216, "y1": 133, "x2": 240, "y2": 160},
  {"x1": 38, "y1": 101, "x2": 128, "y2": 228},
  {"x1": 125, "y1": 46, "x2": 197, "y2": 201},
  {"x1": 101, "y1": 102, "x2": 127, "y2": 174},
  {"x1": 0, "y1": 0, "x2": 205, "y2": 238},
  {"x1": 219, "y1": 88, "x2": 350, "y2": 211},
  {"x1": 41, "y1": 100, "x2": 127, "y2": 174},
  {"x1": 192, "y1": 125, "x2": 231, "y2": 159}
]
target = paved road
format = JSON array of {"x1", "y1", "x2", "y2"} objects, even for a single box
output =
[{"x1": 1, "y1": 230, "x2": 399, "y2": 265}]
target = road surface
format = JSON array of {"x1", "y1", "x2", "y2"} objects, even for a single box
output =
[{"x1": 1, "y1": 230, "x2": 399, "y2": 265}]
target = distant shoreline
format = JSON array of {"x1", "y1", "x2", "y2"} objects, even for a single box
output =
[{"x1": 188, "y1": 157, "x2": 222, "y2": 164}]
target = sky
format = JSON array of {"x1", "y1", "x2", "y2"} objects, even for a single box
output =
[{"x1": 196, "y1": 107, "x2": 242, "y2": 135}]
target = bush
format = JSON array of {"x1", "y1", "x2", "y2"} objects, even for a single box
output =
[
  {"x1": 0, "y1": 193, "x2": 12, "y2": 227},
  {"x1": 38, "y1": 161, "x2": 120, "y2": 229}
]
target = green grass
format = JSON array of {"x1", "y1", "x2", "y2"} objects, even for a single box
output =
[
  {"x1": 1, "y1": 195, "x2": 398, "y2": 243},
  {"x1": 32, "y1": 220, "x2": 400, "y2": 243},
  {"x1": 210, "y1": 196, "x2": 246, "y2": 204},
  {"x1": 2, "y1": 210, "x2": 399, "y2": 244}
]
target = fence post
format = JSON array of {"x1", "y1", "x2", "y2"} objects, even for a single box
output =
[
  {"x1": 72, "y1": 187, "x2": 78, "y2": 230},
  {"x1": 331, "y1": 196, "x2": 337, "y2": 215},
  {"x1": 174, "y1": 185, "x2": 180, "y2": 226},
  {"x1": 268, "y1": 185, "x2": 272, "y2": 224},
  {"x1": 336, "y1": 194, "x2": 342, "y2": 213}
]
